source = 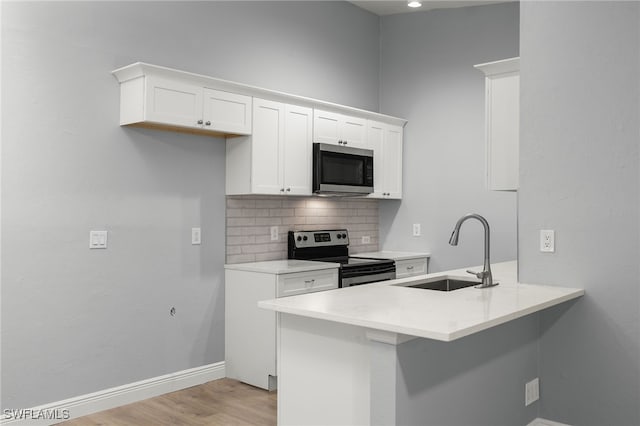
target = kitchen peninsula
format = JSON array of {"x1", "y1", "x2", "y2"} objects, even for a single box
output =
[{"x1": 258, "y1": 261, "x2": 584, "y2": 426}]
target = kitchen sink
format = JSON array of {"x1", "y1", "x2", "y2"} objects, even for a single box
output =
[{"x1": 401, "y1": 278, "x2": 480, "y2": 292}]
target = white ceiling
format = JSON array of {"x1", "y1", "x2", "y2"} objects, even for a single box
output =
[{"x1": 349, "y1": 0, "x2": 510, "y2": 16}]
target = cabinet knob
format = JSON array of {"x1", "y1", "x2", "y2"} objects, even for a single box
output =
[
  {"x1": 286, "y1": 188, "x2": 291, "y2": 192},
  {"x1": 280, "y1": 188, "x2": 285, "y2": 192},
  {"x1": 343, "y1": 141, "x2": 348, "y2": 145},
  {"x1": 338, "y1": 140, "x2": 342, "y2": 145},
  {"x1": 197, "y1": 119, "x2": 203, "y2": 125},
  {"x1": 205, "y1": 121, "x2": 211, "y2": 126},
  {"x1": 304, "y1": 279, "x2": 315, "y2": 285},
  {"x1": 407, "y1": 266, "x2": 414, "y2": 270}
]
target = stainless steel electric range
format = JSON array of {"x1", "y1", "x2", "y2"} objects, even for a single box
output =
[{"x1": 288, "y1": 229, "x2": 396, "y2": 287}]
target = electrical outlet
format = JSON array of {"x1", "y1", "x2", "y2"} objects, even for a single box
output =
[
  {"x1": 540, "y1": 230, "x2": 555, "y2": 253},
  {"x1": 361, "y1": 235, "x2": 371, "y2": 244},
  {"x1": 270, "y1": 226, "x2": 279, "y2": 241},
  {"x1": 525, "y1": 378, "x2": 539, "y2": 406},
  {"x1": 191, "y1": 228, "x2": 201, "y2": 245},
  {"x1": 412, "y1": 223, "x2": 421, "y2": 237}
]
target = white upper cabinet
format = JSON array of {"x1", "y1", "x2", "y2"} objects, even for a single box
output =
[
  {"x1": 113, "y1": 63, "x2": 407, "y2": 197},
  {"x1": 313, "y1": 109, "x2": 367, "y2": 148},
  {"x1": 144, "y1": 76, "x2": 203, "y2": 129},
  {"x1": 202, "y1": 88, "x2": 252, "y2": 135},
  {"x1": 113, "y1": 64, "x2": 252, "y2": 136},
  {"x1": 475, "y1": 57, "x2": 519, "y2": 191},
  {"x1": 367, "y1": 121, "x2": 403, "y2": 199},
  {"x1": 250, "y1": 99, "x2": 284, "y2": 194},
  {"x1": 283, "y1": 104, "x2": 313, "y2": 195},
  {"x1": 226, "y1": 98, "x2": 312, "y2": 196}
]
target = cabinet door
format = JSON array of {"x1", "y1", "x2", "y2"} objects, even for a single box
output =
[
  {"x1": 395, "y1": 258, "x2": 428, "y2": 278},
  {"x1": 313, "y1": 109, "x2": 341, "y2": 144},
  {"x1": 367, "y1": 121, "x2": 403, "y2": 199},
  {"x1": 382, "y1": 124, "x2": 403, "y2": 199},
  {"x1": 283, "y1": 104, "x2": 312, "y2": 195},
  {"x1": 486, "y1": 73, "x2": 519, "y2": 190},
  {"x1": 202, "y1": 88, "x2": 252, "y2": 135},
  {"x1": 340, "y1": 115, "x2": 367, "y2": 148},
  {"x1": 277, "y1": 269, "x2": 339, "y2": 297},
  {"x1": 367, "y1": 122, "x2": 385, "y2": 198},
  {"x1": 251, "y1": 99, "x2": 285, "y2": 194},
  {"x1": 145, "y1": 76, "x2": 203, "y2": 129}
]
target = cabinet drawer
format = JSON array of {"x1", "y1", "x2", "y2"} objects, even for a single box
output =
[
  {"x1": 277, "y1": 269, "x2": 339, "y2": 297},
  {"x1": 395, "y1": 258, "x2": 428, "y2": 278}
]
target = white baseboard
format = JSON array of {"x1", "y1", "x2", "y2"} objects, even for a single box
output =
[
  {"x1": 528, "y1": 418, "x2": 572, "y2": 426},
  {"x1": 1, "y1": 361, "x2": 225, "y2": 425}
]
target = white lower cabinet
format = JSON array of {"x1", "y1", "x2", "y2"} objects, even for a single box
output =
[
  {"x1": 225, "y1": 265, "x2": 339, "y2": 390},
  {"x1": 395, "y1": 257, "x2": 429, "y2": 279},
  {"x1": 226, "y1": 98, "x2": 312, "y2": 195},
  {"x1": 367, "y1": 120, "x2": 403, "y2": 199}
]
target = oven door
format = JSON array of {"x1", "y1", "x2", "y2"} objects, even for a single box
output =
[
  {"x1": 313, "y1": 143, "x2": 374, "y2": 195},
  {"x1": 341, "y1": 262, "x2": 396, "y2": 287}
]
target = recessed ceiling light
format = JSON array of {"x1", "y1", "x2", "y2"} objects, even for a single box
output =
[{"x1": 407, "y1": 1, "x2": 422, "y2": 8}]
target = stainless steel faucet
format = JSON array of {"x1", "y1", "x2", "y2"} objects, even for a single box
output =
[{"x1": 448, "y1": 213, "x2": 499, "y2": 288}]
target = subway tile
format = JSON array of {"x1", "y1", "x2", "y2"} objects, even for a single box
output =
[
  {"x1": 227, "y1": 208, "x2": 243, "y2": 217},
  {"x1": 226, "y1": 253, "x2": 256, "y2": 264},
  {"x1": 282, "y1": 216, "x2": 307, "y2": 225},
  {"x1": 227, "y1": 198, "x2": 256, "y2": 209},
  {"x1": 357, "y1": 208, "x2": 377, "y2": 217},
  {"x1": 256, "y1": 217, "x2": 283, "y2": 226},
  {"x1": 242, "y1": 243, "x2": 286, "y2": 254},
  {"x1": 227, "y1": 227, "x2": 244, "y2": 236},
  {"x1": 227, "y1": 217, "x2": 256, "y2": 227},
  {"x1": 241, "y1": 226, "x2": 270, "y2": 236},
  {"x1": 226, "y1": 246, "x2": 242, "y2": 255},
  {"x1": 305, "y1": 217, "x2": 338, "y2": 225},
  {"x1": 255, "y1": 199, "x2": 283, "y2": 209},
  {"x1": 241, "y1": 244, "x2": 273, "y2": 254},
  {"x1": 270, "y1": 208, "x2": 294, "y2": 217},
  {"x1": 282, "y1": 199, "x2": 307, "y2": 208},
  {"x1": 255, "y1": 251, "x2": 286, "y2": 262},
  {"x1": 255, "y1": 235, "x2": 275, "y2": 244},
  {"x1": 244, "y1": 208, "x2": 270, "y2": 217},
  {"x1": 227, "y1": 235, "x2": 256, "y2": 245},
  {"x1": 347, "y1": 216, "x2": 367, "y2": 224},
  {"x1": 306, "y1": 199, "x2": 328, "y2": 209}
]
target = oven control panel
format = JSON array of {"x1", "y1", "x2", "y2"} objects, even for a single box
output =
[{"x1": 290, "y1": 229, "x2": 349, "y2": 248}]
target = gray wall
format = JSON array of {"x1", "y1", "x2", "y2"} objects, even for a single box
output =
[
  {"x1": 378, "y1": 3, "x2": 519, "y2": 273},
  {"x1": 519, "y1": 2, "x2": 640, "y2": 425},
  {"x1": 1, "y1": 1, "x2": 379, "y2": 408},
  {"x1": 396, "y1": 315, "x2": 539, "y2": 426}
]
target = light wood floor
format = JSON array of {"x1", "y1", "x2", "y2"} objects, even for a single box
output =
[{"x1": 56, "y1": 378, "x2": 277, "y2": 426}]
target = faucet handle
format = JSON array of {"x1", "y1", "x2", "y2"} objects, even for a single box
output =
[{"x1": 466, "y1": 269, "x2": 485, "y2": 280}]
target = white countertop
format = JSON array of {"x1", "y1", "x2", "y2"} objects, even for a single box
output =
[
  {"x1": 225, "y1": 259, "x2": 340, "y2": 274},
  {"x1": 353, "y1": 250, "x2": 431, "y2": 261},
  {"x1": 258, "y1": 261, "x2": 585, "y2": 341}
]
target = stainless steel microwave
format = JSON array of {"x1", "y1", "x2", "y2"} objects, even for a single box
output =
[{"x1": 312, "y1": 143, "x2": 374, "y2": 196}]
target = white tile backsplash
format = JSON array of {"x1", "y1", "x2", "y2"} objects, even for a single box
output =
[{"x1": 226, "y1": 195, "x2": 379, "y2": 263}]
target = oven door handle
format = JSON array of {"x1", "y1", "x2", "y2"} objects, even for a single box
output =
[
  {"x1": 341, "y1": 271, "x2": 396, "y2": 287},
  {"x1": 341, "y1": 264, "x2": 396, "y2": 278}
]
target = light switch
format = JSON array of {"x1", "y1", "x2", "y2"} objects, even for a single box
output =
[
  {"x1": 192, "y1": 228, "x2": 201, "y2": 245},
  {"x1": 89, "y1": 230, "x2": 108, "y2": 249}
]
